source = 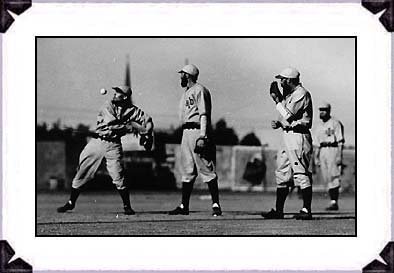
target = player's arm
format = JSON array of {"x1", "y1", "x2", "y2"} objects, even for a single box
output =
[
  {"x1": 278, "y1": 92, "x2": 312, "y2": 130},
  {"x1": 335, "y1": 121, "x2": 345, "y2": 165},
  {"x1": 97, "y1": 102, "x2": 128, "y2": 137}
]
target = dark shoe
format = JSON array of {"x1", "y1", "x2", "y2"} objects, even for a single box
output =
[
  {"x1": 212, "y1": 204, "x2": 222, "y2": 216},
  {"x1": 168, "y1": 206, "x2": 189, "y2": 215},
  {"x1": 57, "y1": 201, "x2": 74, "y2": 213},
  {"x1": 261, "y1": 209, "x2": 284, "y2": 219},
  {"x1": 295, "y1": 209, "x2": 313, "y2": 220},
  {"x1": 124, "y1": 206, "x2": 135, "y2": 215},
  {"x1": 325, "y1": 203, "x2": 339, "y2": 211}
]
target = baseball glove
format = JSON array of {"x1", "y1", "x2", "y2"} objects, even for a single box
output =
[
  {"x1": 139, "y1": 133, "x2": 154, "y2": 151},
  {"x1": 269, "y1": 81, "x2": 283, "y2": 103},
  {"x1": 194, "y1": 136, "x2": 210, "y2": 156}
]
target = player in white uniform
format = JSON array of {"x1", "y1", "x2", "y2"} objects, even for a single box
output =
[
  {"x1": 57, "y1": 86, "x2": 154, "y2": 215},
  {"x1": 315, "y1": 102, "x2": 344, "y2": 211},
  {"x1": 262, "y1": 67, "x2": 314, "y2": 220},
  {"x1": 168, "y1": 64, "x2": 222, "y2": 216}
]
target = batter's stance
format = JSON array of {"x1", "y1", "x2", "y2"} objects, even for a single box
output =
[
  {"x1": 168, "y1": 64, "x2": 222, "y2": 216},
  {"x1": 262, "y1": 67, "x2": 314, "y2": 220},
  {"x1": 315, "y1": 102, "x2": 345, "y2": 211},
  {"x1": 57, "y1": 86, "x2": 154, "y2": 215}
]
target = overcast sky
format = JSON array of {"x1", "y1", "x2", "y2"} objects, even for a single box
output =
[{"x1": 36, "y1": 37, "x2": 356, "y2": 148}]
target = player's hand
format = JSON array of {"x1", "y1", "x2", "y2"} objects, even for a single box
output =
[
  {"x1": 194, "y1": 136, "x2": 210, "y2": 157},
  {"x1": 271, "y1": 120, "x2": 282, "y2": 129},
  {"x1": 269, "y1": 81, "x2": 283, "y2": 104},
  {"x1": 139, "y1": 133, "x2": 154, "y2": 151},
  {"x1": 335, "y1": 155, "x2": 342, "y2": 165}
]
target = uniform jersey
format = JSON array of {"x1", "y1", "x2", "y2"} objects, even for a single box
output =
[
  {"x1": 316, "y1": 117, "x2": 345, "y2": 190},
  {"x1": 279, "y1": 84, "x2": 313, "y2": 131},
  {"x1": 179, "y1": 83, "x2": 212, "y2": 125},
  {"x1": 275, "y1": 84, "x2": 313, "y2": 190},
  {"x1": 178, "y1": 82, "x2": 217, "y2": 183},
  {"x1": 96, "y1": 100, "x2": 151, "y2": 141},
  {"x1": 316, "y1": 117, "x2": 345, "y2": 146}
]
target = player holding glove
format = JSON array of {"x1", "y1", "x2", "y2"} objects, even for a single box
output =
[{"x1": 168, "y1": 64, "x2": 222, "y2": 217}]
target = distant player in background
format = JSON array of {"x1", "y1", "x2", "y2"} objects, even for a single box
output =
[
  {"x1": 262, "y1": 67, "x2": 314, "y2": 220},
  {"x1": 315, "y1": 102, "x2": 345, "y2": 211},
  {"x1": 57, "y1": 86, "x2": 154, "y2": 215},
  {"x1": 168, "y1": 64, "x2": 222, "y2": 216}
]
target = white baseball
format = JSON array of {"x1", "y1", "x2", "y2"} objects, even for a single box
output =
[{"x1": 100, "y1": 88, "x2": 107, "y2": 95}]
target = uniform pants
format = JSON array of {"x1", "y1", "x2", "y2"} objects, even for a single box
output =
[
  {"x1": 180, "y1": 129, "x2": 217, "y2": 183},
  {"x1": 319, "y1": 147, "x2": 341, "y2": 189},
  {"x1": 71, "y1": 138, "x2": 126, "y2": 190},
  {"x1": 275, "y1": 131, "x2": 312, "y2": 189}
]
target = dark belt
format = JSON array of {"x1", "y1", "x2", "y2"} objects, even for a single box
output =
[
  {"x1": 320, "y1": 142, "x2": 338, "y2": 148},
  {"x1": 182, "y1": 122, "x2": 200, "y2": 130},
  {"x1": 283, "y1": 127, "x2": 310, "y2": 134},
  {"x1": 93, "y1": 133, "x2": 121, "y2": 143}
]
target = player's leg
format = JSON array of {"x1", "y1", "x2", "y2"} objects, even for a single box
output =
[
  {"x1": 169, "y1": 130, "x2": 197, "y2": 215},
  {"x1": 57, "y1": 139, "x2": 105, "y2": 212},
  {"x1": 192, "y1": 130, "x2": 221, "y2": 216},
  {"x1": 262, "y1": 149, "x2": 292, "y2": 219},
  {"x1": 326, "y1": 148, "x2": 341, "y2": 210},
  {"x1": 287, "y1": 135, "x2": 313, "y2": 220},
  {"x1": 105, "y1": 142, "x2": 134, "y2": 215}
]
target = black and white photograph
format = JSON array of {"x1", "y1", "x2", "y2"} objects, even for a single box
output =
[
  {"x1": 2, "y1": 2, "x2": 392, "y2": 271},
  {"x1": 35, "y1": 37, "x2": 356, "y2": 236}
]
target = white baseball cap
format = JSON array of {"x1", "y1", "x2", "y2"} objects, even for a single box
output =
[
  {"x1": 112, "y1": 85, "x2": 132, "y2": 97},
  {"x1": 275, "y1": 67, "x2": 300, "y2": 79},
  {"x1": 178, "y1": 64, "x2": 199, "y2": 77},
  {"x1": 319, "y1": 102, "x2": 331, "y2": 110}
]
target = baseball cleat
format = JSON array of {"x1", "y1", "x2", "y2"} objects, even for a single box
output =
[
  {"x1": 57, "y1": 201, "x2": 75, "y2": 213},
  {"x1": 261, "y1": 208, "x2": 284, "y2": 219},
  {"x1": 294, "y1": 209, "x2": 313, "y2": 220},
  {"x1": 123, "y1": 206, "x2": 135, "y2": 215},
  {"x1": 325, "y1": 203, "x2": 339, "y2": 211},
  {"x1": 212, "y1": 204, "x2": 222, "y2": 216},
  {"x1": 168, "y1": 206, "x2": 189, "y2": 215}
]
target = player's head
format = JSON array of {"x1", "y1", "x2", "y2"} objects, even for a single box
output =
[
  {"x1": 275, "y1": 67, "x2": 300, "y2": 93},
  {"x1": 178, "y1": 64, "x2": 199, "y2": 87},
  {"x1": 319, "y1": 102, "x2": 331, "y2": 121},
  {"x1": 112, "y1": 86, "x2": 132, "y2": 105}
]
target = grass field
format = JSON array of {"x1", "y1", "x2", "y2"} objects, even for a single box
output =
[{"x1": 36, "y1": 191, "x2": 356, "y2": 236}]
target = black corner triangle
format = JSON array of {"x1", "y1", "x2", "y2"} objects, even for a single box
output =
[
  {"x1": 363, "y1": 242, "x2": 394, "y2": 273},
  {"x1": 0, "y1": 241, "x2": 32, "y2": 273}
]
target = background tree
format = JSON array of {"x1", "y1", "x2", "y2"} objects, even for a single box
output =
[
  {"x1": 240, "y1": 132, "x2": 261, "y2": 146},
  {"x1": 213, "y1": 118, "x2": 239, "y2": 145}
]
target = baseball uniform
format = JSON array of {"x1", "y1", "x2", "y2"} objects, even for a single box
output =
[
  {"x1": 275, "y1": 84, "x2": 313, "y2": 190},
  {"x1": 179, "y1": 82, "x2": 217, "y2": 183},
  {"x1": 316, "y1": 117, "x2": 345, "y2": 190},
  {"x1": 57, "y1": 85, "x2": 153, "y2": 215},
  {"x1": 72, "y1": 99, "x2": 152, "y2": 190}
]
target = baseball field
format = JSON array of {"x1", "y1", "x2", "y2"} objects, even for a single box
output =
[{"x1": 36, "y1": 190, "x2": 355, "y2": 236}]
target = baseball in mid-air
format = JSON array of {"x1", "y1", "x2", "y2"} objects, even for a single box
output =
[{"x1": 100, "y1": 88, "x2": 107, "y2": 95}]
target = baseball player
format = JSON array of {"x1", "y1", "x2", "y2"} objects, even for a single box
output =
[
  {"x1": 57, "y1": 86, "x2": 154, "y2": 215},
  {"x1": 315, "y1": 102, "x2": 345, "y2": 211},
  {"x1": 262, "y1": 67, "x2": 314, "y2": 220},
  {"x1": 168, "y1": 64, "x2": 222, "y2": 216}
]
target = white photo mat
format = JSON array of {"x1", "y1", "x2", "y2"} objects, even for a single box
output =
[{"x1": 1, "y1": 2, "x2": 391, "y2": 272}]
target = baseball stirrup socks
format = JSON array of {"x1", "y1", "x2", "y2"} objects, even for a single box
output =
[
  {"x1": 69, "y1": 187, "x2": 80, "y2": 205},
  {"x1": 181, "y1": 182, "x2": 194, "y2": 209},
  {"x1": 301, "y1": 186, "x2": 313, "y2": 212},
  {"x1": 207, "y1": 179, "x2": 219, "y2": 204},
  {"x1": 276, "y1": 187, "x2": 289, "y2": 213}
]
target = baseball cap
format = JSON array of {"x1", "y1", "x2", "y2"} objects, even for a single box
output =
[
  {"x1": 178, "y1": 64, "x2": 199, "y2": 77},
  {"x1": 112, "y1": 85, "x2": 132, "y2": 97},
  {"x1": 275, "y1": 67, "x2": 300, "y2": 79},
  {"x1": 318, "y1": 102, "x2": 331, "y2": 110}
]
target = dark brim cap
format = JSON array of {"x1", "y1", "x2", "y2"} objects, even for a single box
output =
[{"x1": 112, "y1": 86, "x2": 132, "y2": 97}]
